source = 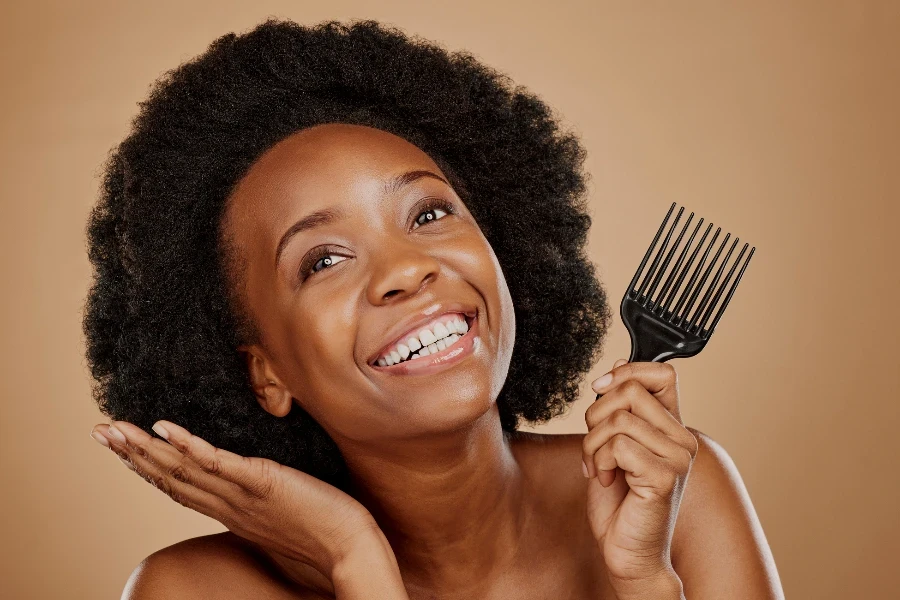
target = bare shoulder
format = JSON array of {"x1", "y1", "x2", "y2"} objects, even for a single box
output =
[
  {"x1": 672, "y1": 427, "x2": 785, "y2": 599},
  {"x1": 121, "y1": 532, "x2": 326, "y2": 600}
]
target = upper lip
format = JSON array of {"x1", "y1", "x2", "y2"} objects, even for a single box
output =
[{"x1": 368, "y1": 302, "x2": 477, "y2": 365}]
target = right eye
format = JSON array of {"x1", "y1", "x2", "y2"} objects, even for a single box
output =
[{"x1": 299, "y1": 248, "x2": 349, "y2": 280}]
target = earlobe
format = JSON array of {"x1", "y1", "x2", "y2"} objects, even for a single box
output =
[{"x1": 238, "y1": 345, "x2": 293, "y2": 418}]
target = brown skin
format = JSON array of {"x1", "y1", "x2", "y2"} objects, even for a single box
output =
[{"x1": 91, "y1": 124, "x2": 784, "y2": 599}]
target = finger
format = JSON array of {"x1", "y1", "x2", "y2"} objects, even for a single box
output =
[
  {"x1": 585, "y1": 381, "x2": 697, "y2": 458},
  {"x1": 591, "y1": 361, "x2": 681, "y2": 418},
  {"x1": 591, "y1": 433, "x2": 684, "y2": 498},
  {"x1": 583, "y1": 409, "x2": 692, "y2": 479},
  {"x1": 101, "y1": 422, "x2": 232, "y2": 518},
  {"x1": 149, "y1": 420, "x2": 265, "y2": 490}
]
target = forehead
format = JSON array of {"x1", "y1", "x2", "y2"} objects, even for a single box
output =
[{"x1": 226, "y1": 123, "x2": 442, "y2": 222}]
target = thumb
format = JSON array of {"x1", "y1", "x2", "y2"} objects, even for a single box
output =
[{"x1": 613, "y1": 358, "x2": 628, "y2": 369}]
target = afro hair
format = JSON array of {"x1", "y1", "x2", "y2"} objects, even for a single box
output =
[{"x1": 83, "y1": 17, "x2": 613, "y2": 490}]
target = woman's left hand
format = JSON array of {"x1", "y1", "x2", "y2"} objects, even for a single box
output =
[{"x1": 583, "y1": 359, "x2": 697, "y2": 597}]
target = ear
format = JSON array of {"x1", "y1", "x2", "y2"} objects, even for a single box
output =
[{"x1": 237, "y1": 344, "x2": 293, "y2": 418}]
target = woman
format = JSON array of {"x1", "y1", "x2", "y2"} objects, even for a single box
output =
[{"x1": 84, "y1": 18, "x2": 783, "y2": 599}]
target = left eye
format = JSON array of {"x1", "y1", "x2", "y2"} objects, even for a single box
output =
[{"x1": 413, "y1": 205, "x2": 450, "y2": 229}]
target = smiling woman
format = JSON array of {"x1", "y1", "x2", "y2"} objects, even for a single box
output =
[{"x1": 83, "y1": 16, "x2": 782, "y2": 600}]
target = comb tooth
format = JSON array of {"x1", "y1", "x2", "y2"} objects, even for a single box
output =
[
  {"x1": 663, "y1": 221, "x2": 712, "y2": 318},
  {"x1": 695, "y1": 242, "x2": 747, "y2": 335},
  {"x1": 628, "y1": 202, "x2": 676, "y2": 297},
  {"x1": 653, "y1": 215, "x2": 702, "y2": 316},
  {"x1": 671, "y1": 226, "x2": 721, "y2": 325},
  {"x1": 637, "y1": 205, "x2": 685, "y2": 306},
  {"x1": 702, "y1": 246, "x2": 755, "y2": 339},
  {"x1": 688, "y1": 236, "x2": 740, "y2": 332},
  {"x1": 675, "y1": 231, "x2": 731, "y2": 329},
  {"x1": 646, "y1": 212, "x2": 694, "y2": 311}
]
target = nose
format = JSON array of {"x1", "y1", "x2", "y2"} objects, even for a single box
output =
[{"x1": 366, "y1": 239, "x2": 441, "y2": 305}]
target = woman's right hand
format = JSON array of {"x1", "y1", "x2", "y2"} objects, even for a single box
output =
[{"x1": 91, "y1": 419, "x2": 401, "y2": 597}]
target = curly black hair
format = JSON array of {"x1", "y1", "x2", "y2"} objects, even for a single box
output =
[{"x1": 83, "y1": 17, "x2": 613, "y2": 491}]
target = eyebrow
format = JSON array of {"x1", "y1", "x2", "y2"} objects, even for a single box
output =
[{"x1": 274, "y1": 169, "x2": 451, "y2": 267}]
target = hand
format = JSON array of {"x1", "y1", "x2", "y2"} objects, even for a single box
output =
[
  {"x1": 583, "y1": 359, "x2": 697, "y2": 596},
  {"x1": 90, "y1": 419, "x2": 389, "y2": 595}
]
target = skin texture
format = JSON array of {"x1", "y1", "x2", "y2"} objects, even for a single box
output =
[{"x1": 91, "y1": 124, "x2": 784, "y2": 599}]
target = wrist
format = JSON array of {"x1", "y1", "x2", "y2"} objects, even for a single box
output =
[
  {"x1": 610, "y1": 566, "x2": 685, "y2": 600},
  {"x1": 331, "y1": 529, "x2": 409, "y2": 599}
]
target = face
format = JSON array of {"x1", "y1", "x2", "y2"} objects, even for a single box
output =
[{"x1": 222, "y1": 123, "x2": 516, "y2": 447}]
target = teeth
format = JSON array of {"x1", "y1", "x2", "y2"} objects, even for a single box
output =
[
  {"x1": 419, "y1": 328, "x2": 437, "y2": 346},
  {"x1": 433, "y1": 322, "x2": 450, "y2": 339},
  {"x1": 376, "y1": 315, "x2": 469, "y2": 366}
]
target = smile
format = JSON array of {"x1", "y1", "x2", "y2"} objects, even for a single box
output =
[{"x1": 371, "y1": 311, "x2": 479, "y2": 376}]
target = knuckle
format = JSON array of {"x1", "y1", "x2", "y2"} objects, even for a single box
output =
[
  {"x1": 610, "y1": 433, "x2": 628, "y2": 452},
  {"x1": 663, "y1": 361, "x2": 677, "y2": 380},
  {"x1": 168, "y1": 462, "x2": 191, "y2": 484},
  {"x1": 245, "y1": 459, "x2": 277, "y2": 500},
  {"x1": 205, "y1": 451, "x2": 224, "y2": 476},
  {"x1": 621, "y1": 379, "x2": 643, "y2": 395},
  {"x1": 130, "y1": 442, "x2": 150, "y2": 461},
  {"x1": 609, "y1": 409, "x2": 632, "y2": 429}
]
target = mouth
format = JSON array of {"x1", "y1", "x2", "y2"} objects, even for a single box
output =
[{"x1": 369, "y1": 309, "x2": 479, "y2": 376}]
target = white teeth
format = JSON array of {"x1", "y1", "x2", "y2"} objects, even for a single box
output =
[
  {"x1": 433, "y1": 322, "x2": 450, "y2": 339},
  {"x1": 419, "y1": 327, "x2": 437, "y2": 346},
  {"x1": 376, "y1": 315, "x2": 471, "y2": 366}
]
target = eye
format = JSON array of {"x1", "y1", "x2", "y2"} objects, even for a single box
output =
[
  {"x1": 412, "y1": 198, "x2": 456, "y2": 230},
  {"x1": 299, "y1": 247, "x2": 349, "y2": 280}
]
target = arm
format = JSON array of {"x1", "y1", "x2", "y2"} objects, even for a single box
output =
[
  {"x1": 670, "y1": 428, "x2": 785, "y2": 599},
  {"x1": 121, "y1": 533, "x2": 409, "y2": 600}
]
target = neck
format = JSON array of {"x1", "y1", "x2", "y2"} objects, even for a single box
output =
[{"x1": 340, "y1": 404, "x2": 530, "y2": 594}]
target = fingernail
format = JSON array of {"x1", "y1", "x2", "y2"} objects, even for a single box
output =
[
  {"x1": 152, "y1": 423, "x2": 169, "y2": 440},
  {"x1": 614, "y1": 358, "x2": 628, "y2": 367},
  {"x1": 582, "y1": 460, "x2": 589, "y2": 478},
  {"x1": 107, "y1": 425, "x2": 127, "y2": 444},
  {"x1": 593, "y1": 372, "x2": 613, "y2": 390},
  {"x1": 90, "y1": 431, "x2": 109, "y2": 447}
]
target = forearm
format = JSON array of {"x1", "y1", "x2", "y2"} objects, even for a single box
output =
[
  {"x1": 331, "y1": 531, "x2": 409, "y2": 600},
  {"x1": 610, "y1": 567, "x2": 685, "y2": 600}
]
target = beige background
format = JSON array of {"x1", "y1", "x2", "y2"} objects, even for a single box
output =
[{"x1": 2, "y1": 1, "x2": 898, "y2": 598}]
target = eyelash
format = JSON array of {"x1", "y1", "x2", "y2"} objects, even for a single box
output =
[{"x1": 298, "y1": 198, "x2": 457, "y2": 280}]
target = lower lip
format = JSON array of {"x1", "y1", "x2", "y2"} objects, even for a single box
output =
[{"x1": 371, "y1": 314, "x2": 479, "y2": 376}]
